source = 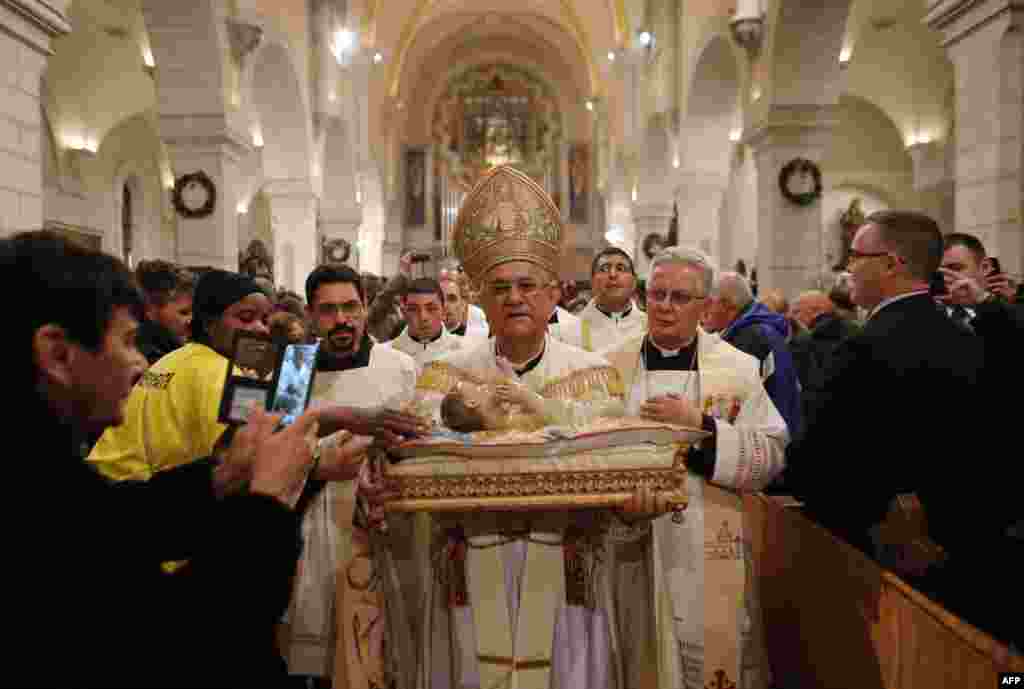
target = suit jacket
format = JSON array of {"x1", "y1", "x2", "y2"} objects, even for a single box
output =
[{"x1": 789, "y1": 293, "x2": 997, "y2": 557}]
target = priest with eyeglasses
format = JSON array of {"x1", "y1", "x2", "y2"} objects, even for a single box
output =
[{"x1": 601, "y1": 246, "x2": 790, "y2": 689}]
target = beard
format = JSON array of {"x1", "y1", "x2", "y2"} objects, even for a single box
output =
[{"x1": 325, "y1": 323, "x2": 359, "y2": 354}]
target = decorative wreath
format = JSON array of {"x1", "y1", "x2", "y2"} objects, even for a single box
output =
[
  {"x1": 322, "y1": 238, "x2": 351, "y2": 264},
  {"x1": 642, "y1": 233, "x2": 667, "y2": 260},
  {"x1": 778, "y1": 158, "x2": 822, "y2": 207},
  {"x1": 172, "y1": 171, "x2": 217, "y2": 219}
]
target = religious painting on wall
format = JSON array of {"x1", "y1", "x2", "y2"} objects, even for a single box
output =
[
  {"x1": 569, "y1": 142, "x2": 589, "y2": 224},
  {"x1": 432, "y1": 64, "x2": 561, "y2": 193},
  {"x1": 405, "y1": 148, "x2": 426, "y2": 227}
]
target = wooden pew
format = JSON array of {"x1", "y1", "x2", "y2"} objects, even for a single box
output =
[{"x1": 743, "y1": 494, "x2": 1023, "y2": 689}]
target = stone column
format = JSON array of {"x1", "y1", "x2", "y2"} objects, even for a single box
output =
[
  {"x1": 674, "y1": 171, "x2": 729, "y2": 262},
  {"x1": 746, "y1": 106, "x2": 838, "y2": 296},
  {"x1": 264, "y1": 179, "x2": 318, "y2": 295},
  {"x1": 560, "y1": 141, "x2": 571, "y2": 222},
  {"x1": 161, "y1": 117, "x2": 250, "y2": 270},
  {"x1": 927, "y1": 0, "x2": 1024, "y2": 275},
  {"x1": 907, "y1": 140, "x2": 955, "y2": 235},
  {"x1": 0, "y1": 0, "x2": 70, "y2": 234}
]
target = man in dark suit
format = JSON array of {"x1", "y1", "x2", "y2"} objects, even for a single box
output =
[{"x1": 789, "y1": 210, "x2": 1020, "y2": 646}]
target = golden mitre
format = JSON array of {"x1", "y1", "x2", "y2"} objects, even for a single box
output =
[{"x1": 451, "y1": 165, "x2": 564, "y2": 283}]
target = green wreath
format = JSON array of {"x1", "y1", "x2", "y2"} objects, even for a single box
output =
[
  {"x1": 172, "y1": 171, "x2": 217, "y2": 219},
  {"x1": 779, "y1": 158, "x2": 822, "y2": 207}
]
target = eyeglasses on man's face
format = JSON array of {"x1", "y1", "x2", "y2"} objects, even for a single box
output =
[
  {"x1": 315, "y1": 301, "x2": 363, "y2": 317},
  {"x1": 845, "y1": 249, "x2": 890, "y2": 268},
  {"x1": 646, "y1": 288, "x2": 705, "y2": 308}
]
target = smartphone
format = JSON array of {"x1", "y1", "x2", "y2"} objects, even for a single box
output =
[
  {"x1": 268, "y1": 342, "x2": 320, "y2": 427},
  {"x1": 988, "y1": 256, "x2": 1002, "y2": 276},
  {"x1": 219, "y1": 332, "x2": 279, "y2": 425},
  {"x1": 929, "y1": 271, "x2": 948, "y2": 297}
]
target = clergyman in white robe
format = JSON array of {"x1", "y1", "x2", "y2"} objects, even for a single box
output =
[{"x1": 603, "y1": 328, "x2": 789, "y2": 689}]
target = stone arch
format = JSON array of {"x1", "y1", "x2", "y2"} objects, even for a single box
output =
[
  {"x1": 101, "y1": 113, "x2": 169, "y2": 262},
  {"x1": 248, "y1": 40, "x2": 312, "y2": 182},
  {"x1": 681, "y1": 34, "x2": 741, "y2": 176},
  {"x1": 668, "y1": 34, "x2": 742, "y2": 264},
  {"x1": 767, "y1": 0, "x2": 851, "y2": 106},
  {"x1": 823, "y1": 94, "x2": 912, "y2": 272}
]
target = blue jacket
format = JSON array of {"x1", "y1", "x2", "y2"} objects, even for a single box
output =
[{"x1": 722, "y1": 301, "x2": 802, "y2": 440}]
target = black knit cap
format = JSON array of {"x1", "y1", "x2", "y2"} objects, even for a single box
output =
[{"x1": 192, "y1": 269, "x2": 264, "y2": 342}]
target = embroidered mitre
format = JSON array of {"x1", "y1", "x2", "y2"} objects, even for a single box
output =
[{"x1": 451, "y1": 165, "x2": 564, "y2": 283}]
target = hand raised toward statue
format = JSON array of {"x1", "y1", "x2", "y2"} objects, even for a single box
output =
[{"x1": 640, "y1": 394, "x2": 702, "y2": 428}]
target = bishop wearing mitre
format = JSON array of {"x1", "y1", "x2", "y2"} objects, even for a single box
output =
[{"x1": 388, "y1": 165, "x2": 630, "y2": 689}]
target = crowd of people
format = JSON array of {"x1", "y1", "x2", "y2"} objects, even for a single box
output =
[{"x1": 10, "y1": 198, "x2": 1024, "y2": 687}]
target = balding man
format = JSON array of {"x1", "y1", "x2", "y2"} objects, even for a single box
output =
[
  {"x1": 704, "y1": 271, "x2": 802, "y2": 439},
  {"x1": 790, "y1": 290, "x2": 833, "y2": 330},
  {"x1": 788, "y1": 289, "x2": 860, "y2": 418}
]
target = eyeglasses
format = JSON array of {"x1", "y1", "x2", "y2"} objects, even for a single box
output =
[
  {"x1": 646, "y1": 288, "x2": 705, "y2": 308},
  {"x1": 846, "y1": 249, "x2": 890, "y2": 267},
  {"x1": 316, "y1": 301, "x2": 363, "y2": 317}
]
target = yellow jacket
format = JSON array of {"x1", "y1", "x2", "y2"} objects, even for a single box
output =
[{"x1": 88, "y1": 343, "x2": 231, "y2": 481}]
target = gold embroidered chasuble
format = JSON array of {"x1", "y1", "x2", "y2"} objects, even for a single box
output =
[
  {"x1": 602, "y1": 329, "x2": 789, "y2": 689},
  {"x1": 407, "y1": 335, "x2": 627, "y2": 689}
]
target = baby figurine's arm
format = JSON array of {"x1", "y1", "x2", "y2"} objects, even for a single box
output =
[{"x1": 494, "y1": 381, "x2": 547, "y2": 419}]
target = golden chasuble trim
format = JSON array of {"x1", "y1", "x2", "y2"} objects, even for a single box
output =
[
  {"x1": 539, "y1": 365, "x2": 625, "y2": 400},
  {"x1": 416, "y1": 361, "x2": 490, "y2": 394}
]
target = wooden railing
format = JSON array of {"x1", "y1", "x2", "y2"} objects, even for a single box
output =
[{"x1": 743, "y1": 494, "x2": 1023, "y2": 688}]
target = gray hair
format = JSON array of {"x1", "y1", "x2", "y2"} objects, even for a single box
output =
[
  {"x1": 648, "y1": 246, "x2": 717, "y2": 296},
  {"x1": 711, "y1": 271, "x2": 754, "y2": 308}
]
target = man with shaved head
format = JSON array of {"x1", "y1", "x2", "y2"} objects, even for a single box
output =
[
  {"x1": 790, "y1": 290, "x2": 833, "y2": 330},
  {"x1": 703, "y1": 271, "x2": 802, "y2": 439},
  {"x1": 788, "y1": 289, "x2": 860, "y2": 419}
]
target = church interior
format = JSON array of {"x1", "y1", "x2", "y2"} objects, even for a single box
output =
[
  {"x1": 5, "y1": 0, "x2": 1024, "y2": 686},
  {"x1": 5, "y1": 0, "x2": 993, "y2": 298}
]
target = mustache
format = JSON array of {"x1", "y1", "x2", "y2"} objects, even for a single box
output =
[{"x1": 329, "y1": 324, "x2": 356, "y2": 337}]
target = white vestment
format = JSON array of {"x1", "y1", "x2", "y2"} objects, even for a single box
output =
[
  {"x1": 407, "y1": 336, "x2": 627, "y2": 689},
  {"x1": 602, "y1": 330, "x2": 788, "y2": 689},
  {"x1": 283, "y1": 342, "x2": 418, "y2": 681},
  {"x1": 549, "y1": 306, "x2": 585, "y2": 349},
  {"x1": 466, "y1": 304, "x2": 489, "y2": 338},
  {"x1": 578, "y1": 300, "x2": 648, "y2": 352},
  {"x1": 384, "y1": 326, "x2": 479, "y2": 370}
]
